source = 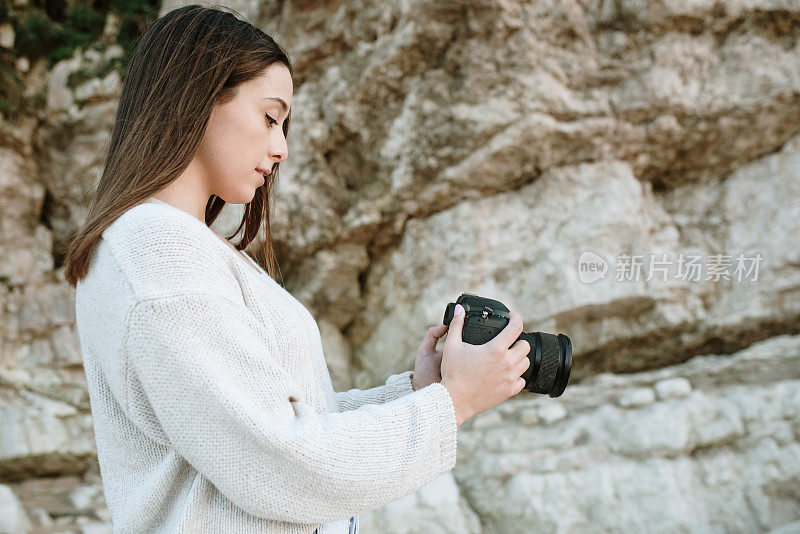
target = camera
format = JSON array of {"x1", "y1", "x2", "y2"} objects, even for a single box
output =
[{"x1": 443, "y1": 293, "x2": 572, "y2": 397}]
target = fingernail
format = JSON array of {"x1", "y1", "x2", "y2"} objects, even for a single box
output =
[{"x1": 454, "y1": 304, "x2": 463, "y2": 316}]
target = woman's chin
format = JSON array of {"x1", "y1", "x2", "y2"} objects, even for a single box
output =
[{"x1": 216, "y1": 190, "x2": 256, "y2": 205}]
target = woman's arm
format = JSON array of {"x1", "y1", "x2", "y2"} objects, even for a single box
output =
[
  {"x1": 334, "y1": 370, "x2": 416, "y2": 412},
  {"x1": 121, "y1": 292, "x2": 457, "y2": 524},
  {"x1": 336, "y1": 320, "x2": 451, "y2": 411}
]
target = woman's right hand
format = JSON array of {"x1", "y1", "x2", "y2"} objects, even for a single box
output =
[{"x1": 440, "y1": 304, "x2": 531, "y2": 426}]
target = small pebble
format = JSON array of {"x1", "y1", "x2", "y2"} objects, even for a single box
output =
[
  {"x1": 520, "y1": 410, "x2": 538, "y2": 426},
  {"x1": 654, "y1": 377, "x2": 692, "y2": 400},
  {"x1": 95, "y1": 508, "x2": 111, "y2": 522},
  {"x1": 80, "y1": 522, "x2": 114, "y2": 534},
  {"x1": 538, "y1": 402, "x2": 567, "y2": 424},
  {"x1": 471, "y1": 410, "x2": 503, "y2": 429},
  {"x1": 70, "y1": 485, "x2": 99, "y2": 509},
  {"x1": 30, "y1": 507, "x2": 53, "y2": 527},
  {"x1": 618, "y1": 387, "x2": 656, "y2": 408}
]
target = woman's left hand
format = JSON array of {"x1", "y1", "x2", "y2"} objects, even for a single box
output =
[{"x1": 411, "y1": 323, "x2": 449, "y2": 390}]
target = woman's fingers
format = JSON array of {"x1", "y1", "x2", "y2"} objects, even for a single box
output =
[
  {"x1": 421, "y1": 324, "x2": 449, "y2": 351},
  {"x1": 515, "y1": 355, "x2": 531, "y2": 376}
]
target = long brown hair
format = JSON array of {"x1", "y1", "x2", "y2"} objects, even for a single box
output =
[{"x1": 63, "y1": 4, "x2": 292, "y2": 288}]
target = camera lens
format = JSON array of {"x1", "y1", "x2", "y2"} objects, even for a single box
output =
[{"x1": 520, "y1": 332, "x2": 572, "y2": 397}]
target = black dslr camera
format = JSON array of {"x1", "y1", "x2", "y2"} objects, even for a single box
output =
[{"x1": 443, "y1": 293, "x2": 572, "y2": 397}]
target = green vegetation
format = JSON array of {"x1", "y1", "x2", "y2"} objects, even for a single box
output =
[
  {"x1": 0, "y1": 0, "x2": 159, "y2": 123},
  {"x1": 112, "y1": 0, "x2": 160, "y2": 74},
  {"x1": 14, "y1": 2, "x2": 105, "y2": 66}
]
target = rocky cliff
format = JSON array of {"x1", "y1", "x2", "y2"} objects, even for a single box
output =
[{"x1": 0, "y1": 0, "x2": 798, "y2": 532}]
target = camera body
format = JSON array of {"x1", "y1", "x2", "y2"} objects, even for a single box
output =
[{"x1": 443, "y1": 293, "x2": 572, "y2": 397}]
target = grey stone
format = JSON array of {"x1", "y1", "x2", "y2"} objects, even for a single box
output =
[
  {"x1": 617, "y1": 387, "x2": 656, "y2": 408},
  {"x1": 654, "y1": 377, "x2": 693, "y2": 400},
  {"x1": 769, "y1": 521, "x2": 800, "y2": 534},
  {"x1": 537, "y1": 402, "x2": 568, "y2": 424},
  {"x1": 79, "y1": 522, "x2": 113, "y2": 534},
  {"x1": 0, "y1": 484, "x2": 32, "y2": 533}
]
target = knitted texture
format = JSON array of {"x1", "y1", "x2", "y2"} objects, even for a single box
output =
[{"x1": 74, "y1": 199, "x2": 458, "y2": 533}]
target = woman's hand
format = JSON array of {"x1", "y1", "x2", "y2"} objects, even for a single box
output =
[{"x1": 411, "y1": 323, "x2": 449, "y2": 390}]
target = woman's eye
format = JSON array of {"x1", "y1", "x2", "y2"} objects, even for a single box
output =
[{"x1": 265, "y1": 113, "x2": 277, "y2": 126}]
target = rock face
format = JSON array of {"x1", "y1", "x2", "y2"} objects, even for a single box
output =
[
  {"x1": 453, "y1": 334, "x2": 800, "y2": 534},
  {"x1": 0, "y1": 0, "x2": 798, "y2": 532}
]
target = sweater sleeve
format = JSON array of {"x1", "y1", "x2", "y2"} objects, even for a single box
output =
[
  {"x1": 121, "y1": 292, "x2": 458, "y2": 524},
  {"x1": 335, "y1": 370, "x2": 416, "y2": 412}
]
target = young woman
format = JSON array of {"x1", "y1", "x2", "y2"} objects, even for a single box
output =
[{"x1": 63, "y1": 5, "x2": 529, "y2": 533}]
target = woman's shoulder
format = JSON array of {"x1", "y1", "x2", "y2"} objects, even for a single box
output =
[{"x1": 98, "y1": 201, "x2": 243, "y2": 302}]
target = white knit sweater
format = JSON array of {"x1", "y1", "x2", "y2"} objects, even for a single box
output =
[{"x1": 74, "y1": 198, "x2": 458, "y2": 533}]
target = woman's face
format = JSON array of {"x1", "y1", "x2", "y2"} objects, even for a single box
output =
[{"x1": 196, "y1": 63, "x2": 293, "y2": 204}]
